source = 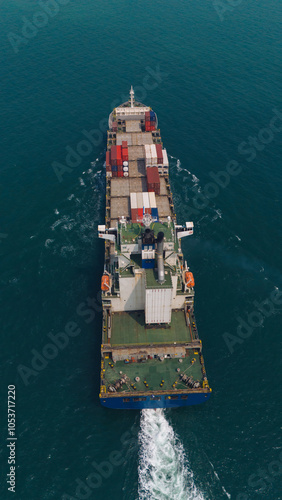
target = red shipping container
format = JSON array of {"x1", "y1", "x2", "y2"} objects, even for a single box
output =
[
  {"x1": 117, "y1": 171, "x2": 123, "y2": 177},
  {"x1": 131, "y1": 208, "x2": 138, "y2": 222},
  {"x1": 106, "y1": 165, "x2": 111, "y2": 172},
  {"x1": 116, "y1": 145, "x2": 122, "y2": 166},
  {"x1": 137, "y1": 208, "x2": 143, "y2": 218},
  {"x1": 117, "y1": 165, "x2": 123, "y2": 172},
  {"x1": 145, "y1": 207, "x2": 151, "y2": 214},
  {"x1": 106, "y1": 151, "x2": 111, "y2": 167},
  {"x1": 147, "y1": 167, "x2": 160, "y2": 195},
  {"x1": 111, "y1": 145, "x2": 117, "y2": 163},
  {"x1": 112, "y1": 171, "x2": 117, "y2": 177},
  {"x1": 122, "y1": 141, "x2": 127, "y2": 148},
  {"x1": 156, "y1": 144, "x2": 163, "y2": 163},
  {"x1": 145, "y1": 111, "x2": 150, "y2": 120},
  {"x1": 122, "y1": 148, "x2": 128, "y2": 161}
]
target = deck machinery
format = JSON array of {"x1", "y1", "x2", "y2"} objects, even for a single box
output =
[{"x1": 98, "y1": 88, "x2": 211, "y2": 409}]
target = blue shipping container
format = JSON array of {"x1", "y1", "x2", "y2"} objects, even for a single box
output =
[
  {"x1": 151, "y1": 208, "x2": 158, "y2": 219},
  {"x1": 112, "y1": 165, "x2": 118, "y2": 171}
]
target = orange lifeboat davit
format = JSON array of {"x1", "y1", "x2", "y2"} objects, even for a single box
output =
[
  {"x1": 101, "y1": 273, "x2": 111, "y2": 291},
  {"x1": 185, "y1": 271, "x2": 195, "y2": 288}
]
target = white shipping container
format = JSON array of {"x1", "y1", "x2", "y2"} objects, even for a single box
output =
[
  {"x1": 145, "y1": 288, "x2": 173, "y2": 324},
  {"x1": 130, "y1": 192, "x2": 137, "y2": 209},
  {"x1": 148, "y1": 191, "x2": 157, "y2": 208},
  {"x1": 144, "y1": 144, "x2": 151, "y2": 158},
  {"x1": 143, "y1": 192, "x2": 150, "y2": 208},
  {"x1": 136, "y1": 192, "x2": 143, "y2": 209},
  {"x1": 150, "y1": 144, "x2": 157, "y2": 163},
  {"x1": 162, "y1": 149, "x2": 169, "y2": 167}
]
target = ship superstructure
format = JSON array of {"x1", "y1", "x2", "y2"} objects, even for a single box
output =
[{"x1": 98, "y1": 88, "x2": 211, "y2": 409}]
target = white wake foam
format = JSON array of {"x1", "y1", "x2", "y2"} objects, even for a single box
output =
[{"x1": 138, "y1": 409, "x2": 205, "y2": 500}]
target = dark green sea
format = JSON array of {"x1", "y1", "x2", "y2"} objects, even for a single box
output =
[{"x1": 1, "y1": 1, "x2": 282, "y2": 499}]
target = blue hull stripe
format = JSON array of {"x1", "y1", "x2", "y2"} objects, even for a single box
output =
[{"x1": 100, "y1": 393, "x2": 211, "y2": 409}]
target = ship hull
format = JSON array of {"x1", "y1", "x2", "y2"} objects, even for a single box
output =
[{"x1": 100, "y1": 392, "x2": 211, "y2": 410}]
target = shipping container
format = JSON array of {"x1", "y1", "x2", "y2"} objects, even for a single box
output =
[
  {"x1": 112, "y1": 122, "x2": 117, "y2": 132},
  {"x1": 136, "y1": 192, "x2": 143, "y2": 209},
  {"x1": 162, "y1": 149, "x2": 169, "y2": 167},
  {"x1": 142, "y1": 192, "x2": 150, "y2": 209},
  {"x1": 147, "y1": 166, "x2": 160, "y2": 195},
  {"x1": 111, "y1": 145, "x2": 117, "y2": 161},
  {"x1": 156, "y1": 144, "x2": 163, "y2": 163},
  {"x1": 147, "y1": 166, "x2": 160, "y2": 183},
  {"x1": 150, "y1": 111, "x2": 155, "y2": 120},
  {"x1": 137, "y1": 208, "x2": 143, "y2": 218},
  {"x1": 112, "y1": 171, "x2": 117, "y2": 177},
  {"x1": 131, "y1": 208, "x2": 138, "y2": 222},
  {"x1": 145, "y1": 111, "x2": 150, "y2": 121},
  {"x1": 106, "y1": 165, "x2": 111, "y2": 172},
  {"x1": 130, "y1": 192, "x2": 137, "y2": 209},
  {"x1": 122, "y1": 141, "x2": 127, "y2": 148},
  {"x1": 150, "y1": 144, "x2": 157, "y2": 164},
  {"x1": 151, "y1": 207, "x2": 158, "y2": 219},
  {"x1": 112, "y1": 165, "x2": 118, "y2": 171},
  {"x1": 148, "y1": 191, "x2": 157, "y2": 208},
  {"x1": 117, "y1": 171, "x2": 123, "y2": 177},
  {"x1": 122, "y1": 148, "x2": 128, "y2": 161},
  {"x1": 117, "y1": 165, "x2": 123, "y2": 172}
]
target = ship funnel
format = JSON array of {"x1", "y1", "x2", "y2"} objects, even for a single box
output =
[{"x1": 156, "y1": 231, "x2": 165, "y2": 284}]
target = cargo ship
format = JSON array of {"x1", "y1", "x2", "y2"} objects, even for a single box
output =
[{"x1": 98, "y1": 87, "x2": 212, "y2": 409}]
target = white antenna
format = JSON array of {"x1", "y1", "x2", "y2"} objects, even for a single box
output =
[{"x1": 130, "y1": 86, "x2": 134, "y2": 108}]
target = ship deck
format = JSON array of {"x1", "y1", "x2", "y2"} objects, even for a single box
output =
[
  {"x1": 110, "y1": 309, "x2": 194, "y2": 346},
  {"x1": 102, "y1": 354, "x2": 204, "y2": 394}
]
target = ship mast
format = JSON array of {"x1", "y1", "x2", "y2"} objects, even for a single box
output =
[{"x1": 130, "y1": 85, "x2": 135, "y2": 108}]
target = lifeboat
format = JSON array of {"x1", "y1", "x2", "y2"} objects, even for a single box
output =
[
  {"x1": 185, "y1": 271, "x2": 195, "y2": 288},
  {"x1": 101, "y1": 273, "x2": 110, "y2": 291}
]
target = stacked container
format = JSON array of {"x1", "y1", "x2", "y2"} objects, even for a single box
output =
[
  {"x1": 147, "y1": 166, "x2": 160, "y2": 195},
  {"x1": 108, "y1": 145, "x2": 124, "y2": 177},
  {"x1": 122, "y1": 141, "x2": 128, "y2": 162},
  {"x1": 136, "y1": 193, "x2": 144, "y2": 219},
  {"x1": 149, "y1": 191, "x2": 159, "y2": 220},
  {"x1": 112, "y1": 122, "x2": 117, "y2": 132},
  {"x1": 130, "y1": 192, "x2": 159, "y2": 222},
  {"x1": 150, "y1": 144, "x2": 157, "y2": 166},
  {"x1": 156, "y1": 144, "x2": 163, "y2": 165},
  {"x1": 130, "y1": 193, "x2": 138, "y2": 222},
  {"x1": 145, "y1": 110, "x2": 156, "y2": 132},
  {"x1": 162, "y1": 148, "x2": 169, "y2": 168},
  {"x1": 143, "y1": 192, "x2": 151, "y2": 214},
  {"x1": 144, "y1": 144, "x2": 152, "y2": 167}
]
